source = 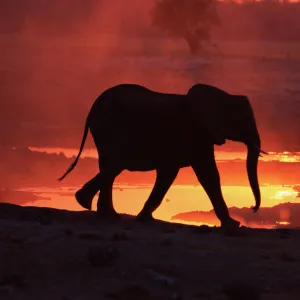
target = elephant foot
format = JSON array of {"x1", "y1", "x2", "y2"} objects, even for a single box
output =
[
  {"x1": 96, "y1": 208, "x2": 120, "y2": 220},
  {"x1": 75, "y1": 189, "x2": 94, "y2": 210},
  {"x1": 136, "y1": 212, "x2": 155, "y2": 223},
  {"x1": 221, "y1": 217, "x2": 240, "y2": 230}
]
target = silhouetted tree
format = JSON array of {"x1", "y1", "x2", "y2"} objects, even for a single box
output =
[{"x1": 151, "y1": 0, "x2": 220, "y2": 55}]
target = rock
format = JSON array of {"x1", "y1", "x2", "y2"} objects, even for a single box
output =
[
  {"x1": 223, "y1": 281, "x2": 261, "y2": 300},
  {"x1": 123, "y1": 225, "x2": 133, "y2": 230},
  {"x1": 161, "y1": 238, "x2": 173, "y2": 247},
  {"x1": 123, "y1": 225, "x2": 133, "y2": 231},
  {"x1": 280, "y1": 252, "x2": 296, "y2": 262},
  {"x1": 144, "y1": 269, "x2": 176, "y2": 287},
  {"x1": 77, "y1": 232, "x2": 103, "y2": 241},
  {"x1": 8, "y1": 235, "x2": 26, "y2": 244},
  {"x1": 0, "y1": 285, "x2": 14, "y2": 295},
  {"x1": 106, "y1": 284, "x2": 152, "y2": 300},
  {"x1": 223, "y1": 227, "x2": 254, "y2": 237},
  {"x1": 63, "y1": 228, "x2": 74, "y2": 237},
  {"x1": 38, "y1": 211, "x2": 53, "y2": 225},
  {"x1": 278, "y1": 229, "x2": 292, "y2": 240},
  {"x1": 163, "y1": 228, "x2": 175, "y2": 234},
  {"x1": 87, "y1": 245, "x2": 119, "y2": 267},
  {"x1": 0, "y1": 272, "x2": 26, "y2": 288},
  {"x1": 171, "y1": 292, "x2": 182, "y2": 300},
  {"x1": 193, "y1": 225, "x2": 212, "y2": 234},
  {"x1": 193, "y1": 291, "x2": 211, "y2": 298},
  {"x1": 112, "y1": 232, "x2": 128, "y2": 241},
  {"x1": 260, "y1": 254, "x2": 271, "y2": 260}
]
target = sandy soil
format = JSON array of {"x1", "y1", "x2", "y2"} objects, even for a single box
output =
[{"x1": 0, "y1": 203, "x2": 300, "y2": 300}]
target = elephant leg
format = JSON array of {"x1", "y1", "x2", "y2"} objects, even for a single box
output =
[
  {"x1": 75, "y1": 173, "x2": 102, "y2": 210},
  {"x1": 96, "y1": 167, "x2": 121, "y2": 219},
  {"x1": 136, "y1": 167, "x2": 179, "y2": 222},
  {"x1": 192, "y1": 150, "x2": 240, "y2": 229}
]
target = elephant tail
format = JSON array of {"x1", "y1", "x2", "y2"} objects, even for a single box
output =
[{"x1": 58, "y1": 119, "x2": 89, "y2": 181}]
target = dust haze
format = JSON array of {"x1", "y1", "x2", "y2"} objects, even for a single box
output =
[{"x1": 1, "y1": 0, "x2": 300, "y2": 192}]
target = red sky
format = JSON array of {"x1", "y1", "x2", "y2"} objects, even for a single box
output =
[{"x1": 0, "y1": 0, "x2": 299, "y2": 227}]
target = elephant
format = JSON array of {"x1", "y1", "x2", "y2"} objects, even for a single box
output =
[{"x1": 58, "y1": 83, "x2": 266, "y2": 228}]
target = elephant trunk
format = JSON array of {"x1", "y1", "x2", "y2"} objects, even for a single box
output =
[{"x1": 246, "y1": 144, "x2": 261, "y2": 212}]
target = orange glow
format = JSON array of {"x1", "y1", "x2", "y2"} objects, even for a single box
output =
[
  {"x1": 279, "y1": 207, "x2": 291, "y2": 222},
  {"x1": 276, "y1": 221, "x2": 291, "y2": 226},
  {"x1": 19, "y1": 184, "x2": 300, "y2": 228},
  {"x1": 169, "y1": 219, "x2": 216, "y2": 227},
  {"x1": 15, "y1": 145, "x2": 299, "y2": 229},
  {"x1": 271, "y1": 190, "x2": 299, "y2": 200},
  {"x1": 268, "y1": 151, "x2": 300, "y2": 163},
  {"x1": 28, "y1": 147, "x2": 300, "y2": 163}
]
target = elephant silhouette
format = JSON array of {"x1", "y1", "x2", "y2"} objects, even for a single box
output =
[{"x1": 59, "y1": 83, "x2": 266, "y2": 229}]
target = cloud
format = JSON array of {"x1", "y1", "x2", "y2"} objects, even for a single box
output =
[
  {"x1": 0, "y1": 189, "x2": 50, "y2": 205},
  {"x1": 0, "y1": 147, "x2": 300, "y2": 190}
]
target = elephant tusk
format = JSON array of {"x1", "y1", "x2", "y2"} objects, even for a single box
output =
[
  {"x1": 253, "y1": 146, "x2": 268, "y2": 155},
  {"x1": 260, "y1": 149, "x2": 268, "y2": 155}
]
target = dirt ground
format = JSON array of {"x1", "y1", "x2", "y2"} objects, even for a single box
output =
[{"x1": 0, "y1": 203, "x2": 300, "y2": 300}]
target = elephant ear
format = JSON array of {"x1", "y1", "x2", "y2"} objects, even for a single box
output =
[{"x1": 187, "y1": 84, "x2": 227, "y2": 146}]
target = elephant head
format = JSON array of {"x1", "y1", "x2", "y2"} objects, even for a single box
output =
[{"x1": 187, "y1": 83, "x2": 267, "y2": 212}]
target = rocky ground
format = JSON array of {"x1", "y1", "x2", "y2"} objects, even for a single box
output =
[{"x1": 0, "y1": 203, "x2": 300, "y2": 300}]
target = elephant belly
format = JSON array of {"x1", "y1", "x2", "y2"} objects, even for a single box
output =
[
  {"x1": 122, "y1": 153, "x2": 192, "y2": 172},
  {"x1": 89, "y1": 91, "x2": 195, "y2": 171},
  {"x1": 94, "y1": 127, "x2": 193, "y2": 171},
  {"x1": 116, "y1": 134, "x2": 193, "y2": 171}
]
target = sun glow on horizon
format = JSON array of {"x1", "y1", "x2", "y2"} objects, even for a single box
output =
[
  {"x1": 276, "y1": 221, "x2": 291, "y2": 226},
  {"x1": 14, "y1": 183, "x2": 299, "y2": 229},
  {"x1": 270, "y1": 189, "x2": 299, "y2": 200}
]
